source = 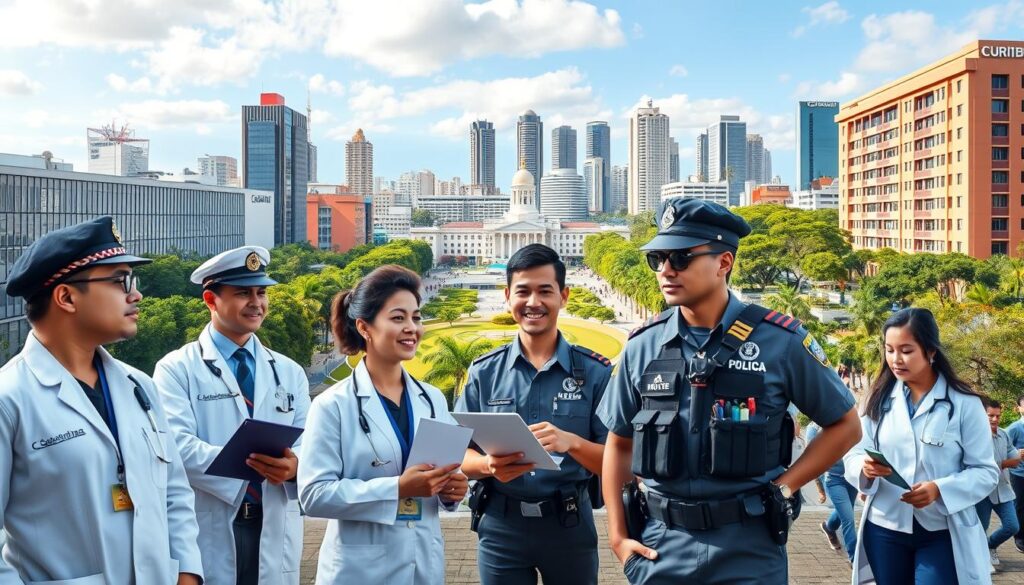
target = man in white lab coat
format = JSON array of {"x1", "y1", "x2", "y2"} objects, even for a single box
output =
[
  {"x1": 154, "y1": 246, "x2": 310, "y2": 585},
  {"x1": 0, "y1": 216, "x2": 203, "y2": 584}
]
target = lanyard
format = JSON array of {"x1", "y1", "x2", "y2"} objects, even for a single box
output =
[
  {"x1": 94, "y1": 354, "x2": 125, "y2": 483},
  {"x1": 377, "y1": 385, "x2": 415, "y2": 469}
]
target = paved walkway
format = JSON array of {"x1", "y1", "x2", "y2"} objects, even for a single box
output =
[{"x1": 300, "y1": 510, "x2": 1023, "y2": 583}]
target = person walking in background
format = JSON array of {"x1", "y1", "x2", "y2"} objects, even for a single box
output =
[
  {"x1": 1007, "y1": 395, "x2": 1024, "y2": 553},
  {"x1": 844, "y1": 308, "x2": 998, "y2": 585},
  {"x1": 808, "y1": 421, "x2": 858, "y2": 564},
  {"x1": 975, "y1": 397, "x2": 1021, "y2": 571}
]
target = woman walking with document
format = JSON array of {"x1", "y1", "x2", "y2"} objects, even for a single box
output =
[{"x1": 298, "y1": 265, "x2": 469, "y2": 584}]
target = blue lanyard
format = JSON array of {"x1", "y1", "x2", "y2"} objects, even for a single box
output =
[
  {"x1": 94, "y1": 354, "x2": 120, "y2": 449},
  {"x1": 377, "y1": 385, "x2": 415, "y2": 469}
]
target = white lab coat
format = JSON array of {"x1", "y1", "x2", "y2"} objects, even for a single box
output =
[
  {"x1": 844, "y1": 375, "x2": 998, "y2": 585},
  {"x1": 153, "y1": 325, "x2": 310, "y2": 585},
  {"x1": 298, "y1": 360, "x2": 458, "y2": 585},
  {"x1": 0, "y1": 333, "x2": 203, "y2": 584}
]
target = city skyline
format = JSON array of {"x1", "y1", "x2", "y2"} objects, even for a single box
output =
[{"x1": 4, "y1": 2, "x2": 1024, "y2": 189}]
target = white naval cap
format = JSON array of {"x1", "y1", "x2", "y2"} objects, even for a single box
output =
[{"x1": 190, "y1": 246, "x2": 278, "y2": 288}]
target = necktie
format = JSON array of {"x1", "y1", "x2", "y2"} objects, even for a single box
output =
[{"x1": 233, "y1": 348, "x2": 262, "y2": 506}]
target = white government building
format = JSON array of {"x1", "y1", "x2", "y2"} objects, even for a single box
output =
[{"x1": 410, "y1": 166, "x2": 629, "y2": 263}]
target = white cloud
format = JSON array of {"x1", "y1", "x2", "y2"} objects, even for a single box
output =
[
  {"x1": 0, "y1": 69, "x2": 42, "y2": 96},
  {"x1": 106, "y1": 74, "x2": 155, "y2": 93},
  {"x1": 794, "y1": 71, "x2": 863, "y2": 99},
  {"x1": 323, "y1": 0, "x2": 625, "y2": 77},
  {"x1": 97, "y1": 99, "x2": 235, "y2": 129},
  {"x1": 625, "y1": 94, "x2": 796, "y2": 152},
  {"x1": 631, "y1": 22, "x2": 644, "y2": 39},
  {"x1": 339, "y1": 68, "x2": 605, "y2": 140},
  {"x1": 793, "y1": 2, "x2": 850, "y2": 37},
  {"x1": 309, "y1": 74, "x2": 344, "y2": 96},
  {"x1": 669, "y1": 65, "x2": 688, "y2": 77},
  {"x1": 144, "y1": 27, "x2": 265, "y2": 92},
  {"x1": 23, "y1": 109, "x2": 74, "y2": 129},
  {"x1": 310, "y1": 109, "x2": 335, "y2": 125}
]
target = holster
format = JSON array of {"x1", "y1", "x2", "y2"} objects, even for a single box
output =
[
  {"x1": 556, "y1": 486, "x2": 582, "y2": 529},
  {"x1": 622, "y1": 480, "x2": 648, "y2": 541},
  {"x1": 763, "y1": 483, "x2": 801, "y2": 545},
  {"x1": 467, "y1": 480, "x2": 492, "y2": 533}
]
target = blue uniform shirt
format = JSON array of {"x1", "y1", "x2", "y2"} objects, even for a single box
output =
[
  {"x1": 209, "y1": 326, "x2": 257, "y2": 381},
  {"x1": 456, "y1": 333, "x2": 612, "y2": 499},
  {"x1": 596, "y1": 292, "x2": 855, "y2": 500},
  {"x1": 1008, "y1": 419, "x2": 1024, "y2": 478}
]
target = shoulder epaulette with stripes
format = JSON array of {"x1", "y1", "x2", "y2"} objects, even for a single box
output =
[
  {"x1": 571, "y1": 345, "x2": 612, "y2": 367},
  {"x1": 471, "y1": 344, "x2": 509, "y2": 365},
  {"x1": 628, "y1": 308, "x2": 674, "y2": 340},
  {"x1": 762, "y1": 309, "x2": 803, "y2": 333}
]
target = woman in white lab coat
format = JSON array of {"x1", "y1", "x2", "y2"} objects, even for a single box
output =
[
  {"x1": 843, "y1": 308, "x2": 998, "y2": 585},
  {"x1": 298, "y1": 265, "x2": 469, "y2": 585}
]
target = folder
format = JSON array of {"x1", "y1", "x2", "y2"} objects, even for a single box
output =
[
  {"x1": 406, "y1": 418, "x2": 475, "y2": 470},
  {"x1": 451, "y1": 412, "x2": 561, "y2": 471},
  {"x1": 205, "y1": 419, "x2": 304, "y2": 482}
]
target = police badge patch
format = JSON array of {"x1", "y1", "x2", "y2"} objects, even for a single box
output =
[
  {"x1": 661, "y1": 205, "x2": 675, "y2": 229},
  {"x1": 802, "y1": 334, "x2": 830, "y2": 367},
  {"x1": 562, "y1": 377, "x2": 579, "y2": 393},
  {"x1": 111, "y1": 220, "x2": 123, "y2": 245},
  {"x1": 739, "y1": 341, "x2": 760, "y2": 361}
]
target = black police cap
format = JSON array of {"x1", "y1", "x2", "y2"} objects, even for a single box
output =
[
  {"x1": 5, "y1": 216, "x2": 151, "y2": 299},
  {"x1": 640, "y1": 197, "x2": 752, "y2": 251}
]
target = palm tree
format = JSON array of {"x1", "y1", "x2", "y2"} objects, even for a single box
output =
[
  {"x1": 964, "y1": 283, "x2": 998, "y2": 308},
  {"x1": 421, "y1": 336, "x2": 496, "y2": 401},
  {"x1": 1000, "y1": 258, "x2": 1024, "y2": 302},
  {"x1": 762, "y1": 285, "x2": 812, "y2": 321}
]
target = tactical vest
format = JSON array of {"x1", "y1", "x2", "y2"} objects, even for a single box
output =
[{"x1": 630, "y1": 304, "x2": 795, "y2": 481}]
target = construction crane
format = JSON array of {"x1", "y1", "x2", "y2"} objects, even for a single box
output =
[{"x1": 87, "y1": 122, "x2": 147, "y2": 144}]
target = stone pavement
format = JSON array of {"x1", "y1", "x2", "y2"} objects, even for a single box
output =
[{"x1": 300, "y1": 510, "x2": 1024, "y2": 583}]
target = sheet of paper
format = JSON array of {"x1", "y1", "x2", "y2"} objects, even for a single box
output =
[
  {"x1": 451, "y1": 412, "x2": 561, "y2": 471},
  {"x1": 406, "y1": 418, "x2": 475, "y2": 470}
]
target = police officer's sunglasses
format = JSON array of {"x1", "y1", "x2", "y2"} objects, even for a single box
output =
[
  {"x1": 645, "y1": 249, "x2": 724, "y2": 272},
  {"x1": 64, "y1": 272, "x2": 139, "y2": 294}
]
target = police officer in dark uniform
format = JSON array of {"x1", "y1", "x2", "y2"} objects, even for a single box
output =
[
  {"x1": 457, "y1": 244, "x2": 611, "y2": 585},
  {"x1": 598, "y1": 198, "x2": 862, "y2": 584}
]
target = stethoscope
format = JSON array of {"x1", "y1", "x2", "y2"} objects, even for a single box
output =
[
  {"x1": 354, "y1": 374, "x2": 436, "y2": 468},
  {"x1": 202, "y1": 344, "x2": 295, "y2": 413},
  {"x1": 874, "y1": 385, "x2": 955, "y2": 449}
]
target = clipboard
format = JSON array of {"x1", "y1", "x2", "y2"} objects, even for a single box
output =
[
  {"x1": 865, "y1": 448, "x2": 911, "y2": 490},
  {"x1": 452, "y1": 412, "x2": 561, "y2": 471},
  {"x1": 205, "y1": 419, "x2": 304, "y2": 482}
]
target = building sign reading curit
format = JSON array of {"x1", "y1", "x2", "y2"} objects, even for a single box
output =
[
  {"x1": 981, "y1": 45, "x2": 1024, "y2": 58},
  {"x1": 250, "y1": 194, "x2": 271, "y2": 203}
]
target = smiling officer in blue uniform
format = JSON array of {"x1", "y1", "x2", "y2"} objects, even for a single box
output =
[
  {"x1": 598, "y1": 198, "x2": 862, "y2": 584},
  {"x1": 457, "y1": 244, "x2": 611, "y2": 585}
]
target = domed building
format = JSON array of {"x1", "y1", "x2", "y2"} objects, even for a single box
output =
[{"x1": 409, "y1": 164, "x2": 629, "y2": 264}]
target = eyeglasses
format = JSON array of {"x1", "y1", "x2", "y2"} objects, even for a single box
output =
[
  {"x1": 63, "y1": 273, "x2": 139, "y2": 294},
  {"x1": 645, "y1": 250, "x2": 723, "y2": 272}
]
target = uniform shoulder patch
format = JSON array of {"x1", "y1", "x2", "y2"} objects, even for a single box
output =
[
  {"x1": 628, "y1": 309, "x2": 674, "y2": 340},
  {"x1": 802, "y1": 333, "x2": 831, "y2": 367},
  {"x1": 761, "y1": 309, "x2": 803, "y2": 333},
  {"x1": 571, "y1": 345, "x2": 612, "y2": 367},
  {"x1": 472, "y1": 344, "x2": 509, "y2": 366}
]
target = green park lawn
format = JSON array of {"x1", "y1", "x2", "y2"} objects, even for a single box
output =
[{"x1": 328, "y1": 316, "x2": 625, "y2": 382}]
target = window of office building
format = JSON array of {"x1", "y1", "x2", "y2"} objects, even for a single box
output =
[
  {"x1": 993, "y1": 74, "x2": 1009, "y2": 89},
  {"x1": 993, "y1": 194, "x2": 1009, "y2": 208},
  {"x1": 993, "y1": 171, "x2": 1009, "y2": 184},
  {"x1": 994, "y1": 147, "x2": 1010, "y2": 160},
  {"x1": 992, "y1": 241, "x2": 1009, "y2": 255},
  {"x1": 993, "y1": 99, "x2": 1010, "y2": 113},
  {"x1": 993, "y1": 124, "x2": 1009, "y2": 137}
]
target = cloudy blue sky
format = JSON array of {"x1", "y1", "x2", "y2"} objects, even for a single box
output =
[{"x1": 2, "y1": 0, "x2": 1023, "y2": 189}]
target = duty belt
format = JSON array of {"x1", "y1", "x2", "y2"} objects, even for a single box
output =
[
  {"x1": 489, "y1": 486, "x2": 589, "y2": 519},
  {"x1": 645, "y1": 490, "x2": 757, "y2": 531}
]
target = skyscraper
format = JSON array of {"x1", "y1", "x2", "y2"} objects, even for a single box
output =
[
  {"x1": 551, "y1": 125, "x2": 577, "y2": 170},
  {"x1": 628, "y1": 100, "x2": 671, "y2": 214},
  {"x1": 470, "y1": 120, "x2": 495, "y2": 189},
  {"x1": 540, "y1": 168, "x2": 588, "y2": 221},
  {"x1": 764, "y1": 149, "x2": 773, "y2": 184},
  {"x1": 198, "y1": 155, "x2": 238, "y2": 187},
  {"x1": 796, "y1": 101, "x2": 840, "y2": 189},
  {"x1": 707, "y1": 115, "x2": 747, "y2": 205},
  {"x1": 746, "y1": 134, "x2": 766, "y2": 184},
  {"x1": 611, "y1": 164, "x2": 629, "y2": 213},
  {"x1": 517, "y1": 109, "x2": 543, "y2": 208},
  {"x1": 586, "y1": 121, "x2": 611, "y2": 211},
  {"x1": 583, "y1": 157, "x2": 605, "y2": 213},
  {"x1": 669, "y1": 138, "x2": 680, "y2": 183},
  {"x1": 346, "y1": 128, "x2": 374, "y2": 198},
  {"x1": 695, "y1": 132, "x2": 709, "y2": 181},
  {"x1": 242, "y1": 92, "x2": 310, "y2": 245}
]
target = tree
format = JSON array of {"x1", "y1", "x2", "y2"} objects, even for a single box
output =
[
  {"x1": 411, "y1": 208, "x2": 438, "y2": 227},
  {"x1": 134, "y1": 254, "x2": 205, "y2": 298},
  {"x1": 107, "y1": 296, "x2": 207, "y2": 374},
  {"x1": 964, "y1": 283, "x2": 999, "y2": 309},
  {"x1": 436, "y1": 307, "x2": 462, "y2": 325},
  {"x1": 762, "y1": 285, "x2": 812, "y2": 321},
  {"x1": 591, "y1": 307, "x2": 616, "y2": 323},
  {"x1": 422, "y1": 337, "x2": 497, "y2": 406},
  {"x1": 733, "y1": 234, "x2": 786, "y2": 291},
  {"x1": 801, "y1": 251, "x2": 848, "y2": 303},
  {"x1": 1000, "y1": 258, "x2": 1024, "y2": 302}
]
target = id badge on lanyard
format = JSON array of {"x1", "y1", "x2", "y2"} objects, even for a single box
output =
[
  {"x1": 96, "y1": 356, "x2": 133, "y2": 512},
  {"x1": 378, "y1": 387, "x2": 420, "y2": 521}
]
